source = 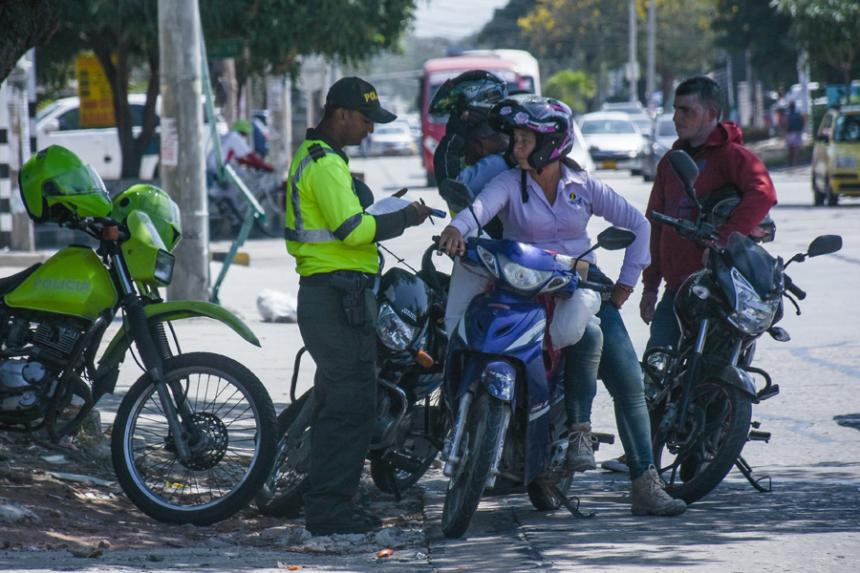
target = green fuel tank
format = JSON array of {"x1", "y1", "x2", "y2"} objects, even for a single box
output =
[{"x1": 5, "y1": 246, "x2": 118, "y2": 321}]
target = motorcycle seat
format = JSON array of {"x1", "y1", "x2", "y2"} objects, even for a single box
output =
[{"x1": 0, "y1": 263, "x2": 42, "y2": 296}]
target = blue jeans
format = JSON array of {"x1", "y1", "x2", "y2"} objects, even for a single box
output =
[
  {"x1": 566, "y1": 267, "x2": 655, "y2": 480},
  {"x1": 647, "y1": 289, "x2": 681, "y2": 351},
  {"x1": 563, "y1": 320, "x2": 603, "y2": 425}
]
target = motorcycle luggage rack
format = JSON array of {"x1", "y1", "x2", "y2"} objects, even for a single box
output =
[{"x1": 735, "y1": 455, "x2": 772, "y2": 493}]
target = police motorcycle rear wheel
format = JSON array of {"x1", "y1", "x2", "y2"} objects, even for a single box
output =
[
  {"x1": 111, "y1": 352, "x2": 277, "y2": 525},
  {"x1": 254, "y1": 389, "x2": 314, "y2": 517}
]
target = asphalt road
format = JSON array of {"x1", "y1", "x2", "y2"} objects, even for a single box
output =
[{"x1": 1, "y1": 155, "x2": 858, "y2": 571}]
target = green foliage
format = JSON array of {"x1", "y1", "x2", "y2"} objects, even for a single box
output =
[
  {"x1": 712, "y1": 0, "x2": 797, "y2": 87},
  {"x1": 544, "y1": 69, "x2": 596, "y2": 112},
  {"x1": 775, "y1": 0, "x2": 860, "y2": 84}
]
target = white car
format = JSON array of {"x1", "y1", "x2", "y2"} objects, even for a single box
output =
[
  {"x1": 36, "y1": 94, "x2": 160, "y2": 180},
  {"x1": 363, "y1": 121, "x2": 417, "y2": 156},
  {"x1": 568, "y1": 119, "x2": 596, "y2": 172},
  {"x1": 579, "y1": 111, "x2": 648, "y2": 172},
  {"x1": 36, "y1": 95, "x2": 226, "y2": 181}
]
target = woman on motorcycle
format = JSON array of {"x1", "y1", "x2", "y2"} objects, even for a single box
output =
[{"x1": 438, "y1": 95, "x2": 686, "y2": 516}]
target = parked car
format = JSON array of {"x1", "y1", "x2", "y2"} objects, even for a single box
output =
[
  {"x1": 362, "y1": 120, "x2": 417, "y2": 156},
  {"x1": 812, "y1": 105, "x2": 860, "y2": 206},
  {"x1": 37, "y1": 95, "x2": 226, "y2": 181},
  {"x1": 640, "y1": 113, "x2": 678, "y2": 182},
  {"x1": 578, "y1": 111, "x2": 647, "y2": 172},
  {"x1": 36, "y1": 95, "x2": 159, "y2": 180}
]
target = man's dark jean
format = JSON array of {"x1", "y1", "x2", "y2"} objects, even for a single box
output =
[{"x1": 647, "y1": 289, "x2": 681, "y2": 351}]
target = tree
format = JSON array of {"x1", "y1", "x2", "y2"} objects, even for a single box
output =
[
  {"x1": 544, "y1": 69, "x2": 596, "y2": 111},
  {"x1": 712, "y1": 0, "x2": 797, "y2": 89},
  {"x1": 516, "y1": 0, "x2": 716, "y2": 106},
  {"x1": 775, "y1": 0, "x2": 860, "y2": 85},
  {"x1": 38, "y1": 1, "x2": 417, "y2": 178},
  {"x1": 0, "y1": 1, "x2": 61, "y2": 83}
]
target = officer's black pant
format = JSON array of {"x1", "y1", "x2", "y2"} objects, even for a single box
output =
[{"x1": 297, "y1": 282, "x2": 377, "y2": 525}]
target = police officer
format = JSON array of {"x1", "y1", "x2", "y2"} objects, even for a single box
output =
[{"x1": 285, "y1": 77, "x2": 433, "y2": 536}]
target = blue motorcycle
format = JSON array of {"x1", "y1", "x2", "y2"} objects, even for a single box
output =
[{"x1": 438, "y1": 227, "x2": 634, "y2": 538}]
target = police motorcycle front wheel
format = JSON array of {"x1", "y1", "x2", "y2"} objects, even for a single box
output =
[{"x1": 111, "y1": 352, "x2": 277, "y2": 525}]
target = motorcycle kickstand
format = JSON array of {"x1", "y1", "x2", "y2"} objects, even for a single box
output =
[
  {"x1": 735, "y1": 455, "x2": 772, "y2": 493},
  {"x1": 549, "y1": 485, "x2": 595, "y2": 519}
]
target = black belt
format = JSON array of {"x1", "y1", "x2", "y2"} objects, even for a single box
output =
[{"x1": 300, "y1": 270, "x2": 373, "y2": 289}]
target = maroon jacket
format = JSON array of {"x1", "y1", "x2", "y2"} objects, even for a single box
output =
[{"x1": 642, "y1": 121, "x2": 777, "y2": 293}]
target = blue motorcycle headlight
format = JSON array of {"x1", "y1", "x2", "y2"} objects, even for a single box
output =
[
  {"x1": 499, "y1": 255, "x2": 552, "y2": 292},
  {"x1": 481, "y1": 361, "x2": 517, "y2": 401}
]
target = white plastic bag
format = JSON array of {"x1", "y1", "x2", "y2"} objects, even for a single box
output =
[{"x1": 549, "y1": 288, "x2": 601, "y2": 350}]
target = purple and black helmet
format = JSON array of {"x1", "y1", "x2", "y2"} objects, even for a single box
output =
[{"x1": 489, "y1": 95, "x2": 574, "y2": 171}]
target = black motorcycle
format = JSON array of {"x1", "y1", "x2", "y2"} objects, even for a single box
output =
[
  {"x1": 643, "y1": 150, "x2": 843, "y2": 504},
  {"x1": 255, "y1": 244, "x2": 449, "y2": 515}
]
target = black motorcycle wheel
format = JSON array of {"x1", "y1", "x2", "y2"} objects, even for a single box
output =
[
  {"x1": 370, "y1": 403, "x2": 441, "y2": 495},
  {"x1": 254, "y1": 389, "x2": 314, "y2": 517},
  {"x1": 527, "y1": 474, "x2": 574, "y2": 511},
  {"x1": 651, "y1": 380, "x2": 752, "y2": 504},
  {"x1": 111, "y1": 352, "x2": 277, "y2": 525},
  {"x1": 441, "y1": 393, "x2": 509, "y2": 539}
]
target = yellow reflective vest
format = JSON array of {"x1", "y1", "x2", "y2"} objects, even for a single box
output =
[{"x1": 285, "y1": 137, "x2": 377, "y2": 276}]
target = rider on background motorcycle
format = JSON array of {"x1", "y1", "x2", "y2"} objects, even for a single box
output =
[
  {"x1": 641, "y1": 76, "x2": 777, "y2": 350},
  {"x1": 438, "y1": 95, "x2": 686, "y2": 516}
]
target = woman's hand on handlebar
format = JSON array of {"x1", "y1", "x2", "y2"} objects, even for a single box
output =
[{"x1": 438, "y1": 225, "x2": 465, "y2": 256}]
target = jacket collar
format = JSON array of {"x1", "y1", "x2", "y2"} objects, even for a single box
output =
[{"x1": 305, "y1": 127, "x2": 349, "y2": 163}]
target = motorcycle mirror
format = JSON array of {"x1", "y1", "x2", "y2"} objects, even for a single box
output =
[
  {"x1": 807, "y1": 234, "x2": 842, "y2": 257},
  {"x1": 667, "y1": 150, "x2": 702, "y2": 208},
  {"x1": 596, "y1": 226, "x2": 636, "y2": 251}
]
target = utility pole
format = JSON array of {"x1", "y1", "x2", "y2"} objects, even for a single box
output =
[
  {"x1": 646, "y1": 0, "x2": 656, "y2": 111},
  {"x1": 159, "y1": 0, "x2": 209, "y2": 301},
  {"x1": 627, "y1": 0, "x2": 639, "y2": 103}
]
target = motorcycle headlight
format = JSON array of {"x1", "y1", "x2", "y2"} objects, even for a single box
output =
[
  {"x1": 377, "y1": 303, "x2": 419, "y2": 351},
  {"x1": 835, "y1": 155, "x2": 858, "y2": 169},
  {"x1": 476, "y1": 244, "x2": 499, "y2": 277},
  {"x1": 726, "y1": 268, "x2": 779, "y2": 335},
  {"x1": 153, "y1": 249, "x2": 175, "y2": 285},
  {"x1": 499, "y1": 255, "x2": 552, "y2": 292}
]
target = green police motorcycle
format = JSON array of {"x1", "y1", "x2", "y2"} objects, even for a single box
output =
[{"x1": 0, "y1": 146, "x2": 276, "y2": 525}]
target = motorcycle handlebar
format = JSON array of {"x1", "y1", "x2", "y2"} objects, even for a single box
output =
[
  {"x1": 784, "y1": 274, "x2": 807, "y2": 300},
  {"x1": 577, "y1": 279, "x2": 614, "y2": 294}
]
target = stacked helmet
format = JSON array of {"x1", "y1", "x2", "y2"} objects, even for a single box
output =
[
  {"x1": 112, "y1": 184, "x2": 183, "y2": 252},
  {"x1": 429, "y1": 70, "x2": 508, "y2": 117},
  {"x1": 18, "y1": 145, "x2": 112, "y2": 223},
  {"x1": 489, "y1": 95, "x2": 574, "y2": 171}
]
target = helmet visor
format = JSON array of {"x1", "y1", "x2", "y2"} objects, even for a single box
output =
[{"x1": 46, "y1": 164, "x2": 108, "y2": 197}]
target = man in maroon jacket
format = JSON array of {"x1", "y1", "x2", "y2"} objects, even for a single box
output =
[{"x1": 640, "y1": 76, "x2": 777, "y2": 349}]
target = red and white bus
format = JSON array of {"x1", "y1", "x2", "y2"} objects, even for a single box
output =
[{"x1": 419, "y1": 54, "x2": 538, "y2": 186}]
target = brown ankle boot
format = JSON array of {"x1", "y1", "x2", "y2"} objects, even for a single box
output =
[{"x1": 631, "y1": 465, "x2": 687, "y2": 516}]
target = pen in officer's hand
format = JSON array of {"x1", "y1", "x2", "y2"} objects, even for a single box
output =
[{"x1": 420, "y1": 198, "x2": 435, "y2": 225}]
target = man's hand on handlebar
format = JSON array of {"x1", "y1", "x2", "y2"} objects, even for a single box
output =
[{"x1": 438, "y1": 225, "x2": 465, "y2": 256}]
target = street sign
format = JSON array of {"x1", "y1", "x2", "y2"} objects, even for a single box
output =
[{"x1": 75, "y1": 54, "x2": 115, "y2": 128}]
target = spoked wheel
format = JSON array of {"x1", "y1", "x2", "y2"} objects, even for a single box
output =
[
  {"x1": 651, "y1": 380, "x2": 752, "y2": 504},
  {"x1": 254, "y1": 389, "x2": 314, "y2": 517},
  {"x1": 111, "y1": 352, "x2": 277, "y2": 525},
  {"x1": 441, "y1": 392, "x2": 510, "y2": 538},
  {"x1": 370, "y1": 399, "x2": 441, "y2": 495}
]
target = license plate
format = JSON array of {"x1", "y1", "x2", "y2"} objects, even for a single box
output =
[{"x1": 601, "y1": 160, "x2": 617, "y2": 169}]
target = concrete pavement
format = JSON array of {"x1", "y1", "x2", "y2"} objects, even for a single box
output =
[{"x1": 1, "y1": 157, "x2": 859, "y2": 571}]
